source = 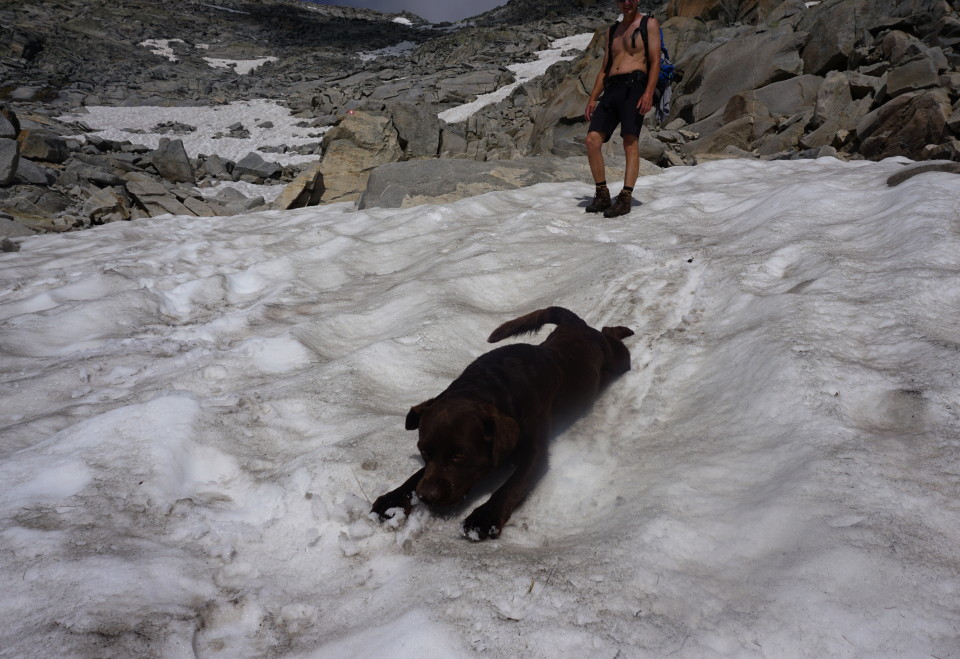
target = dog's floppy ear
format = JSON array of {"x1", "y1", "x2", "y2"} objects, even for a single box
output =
[
  {"x1": 480, "y1": 405, "x2": 520, "y2": 466},
  {"x1": 405, "y1": 398, "x2": 435, "y2": 430}
]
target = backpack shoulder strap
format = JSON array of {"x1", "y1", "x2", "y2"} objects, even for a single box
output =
[
  {"x1": 604, "y1": 20, "x2": 619, "y2": 77},
  {"x1": 633, "y1": 15, "x2": 649, "y2": 51}
]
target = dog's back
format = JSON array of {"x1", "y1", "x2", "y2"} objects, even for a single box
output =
[{"x1": 488, "y1": 306, "x2": 634, "y2": 413}]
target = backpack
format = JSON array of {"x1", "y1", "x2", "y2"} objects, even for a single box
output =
[{"x1": 604, "y1": 15, "x2": 683, "y2": 125}]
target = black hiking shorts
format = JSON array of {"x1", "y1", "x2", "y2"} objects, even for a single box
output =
[{"x1": 588, "y1": 71, "x2": 649, "y2": 143}]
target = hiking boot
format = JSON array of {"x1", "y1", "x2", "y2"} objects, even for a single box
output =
[
  {"x1": 603, "y1": 190, "x2": 633, "y2": 218},
  {"x1": 585, "y1": 186, "x2": 611, "y2": 213}
]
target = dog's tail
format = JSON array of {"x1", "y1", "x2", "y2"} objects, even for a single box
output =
[{"x1": 488, "y1": 306, "x2": 587, "y2": 343}]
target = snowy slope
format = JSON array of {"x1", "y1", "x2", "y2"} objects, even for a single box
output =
[{"x1": 1, "y1": 157, "x2": 959, "y2": 657}]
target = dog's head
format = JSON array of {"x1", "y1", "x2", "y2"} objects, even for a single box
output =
[{"x1": 405, "y1": 397, "x2": 519, "y2": 507}]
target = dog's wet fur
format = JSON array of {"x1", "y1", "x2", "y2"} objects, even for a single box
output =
[{"x1": 370, "y1": 307, "x2": 634, "y2": 540}]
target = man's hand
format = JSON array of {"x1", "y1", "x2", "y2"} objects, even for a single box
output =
[
  {"x1": 585, "y1": 99, "x2": 597, "y2": 122},
  {"x1": 637, "y1": 91, "x2": 654, "y2": 116}
]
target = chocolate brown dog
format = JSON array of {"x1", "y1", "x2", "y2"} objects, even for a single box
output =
[{"x1": 370, "y1": 307, "x2": 634, "y2": 540}]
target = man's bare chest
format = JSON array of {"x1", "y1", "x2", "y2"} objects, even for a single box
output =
[{"x1": 611, "y1": 22, "x2": 646, "y2": 58}]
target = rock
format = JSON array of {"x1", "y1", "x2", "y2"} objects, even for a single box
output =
[
  {"x1": 63, "y1": 162, "x2": 126, "y2": 188},
  {"x1": 946, "y1": 103, "x2": 960, "y2": 136},
  {"x1": 437, "y1": 70, "x2": 515, "y2": 103},
  {"x1": 0, "y1": 139, "x2": 20, "y2": 186},
  {"x1": 182, "y1": 196, "x2": 221, "y2": 217},
  {"x1": 859, "y1": 88, "x2": 953, "y2": 160},
  {"x1": 683, "y1": 116, "x2": 756, "y2": 155},
  {"x1": 14, "y1": 158, "x2": 56, "y2": 186},
  {"x1": 798, "y1": 0, "x2": 870, "y2": 75},
  {"x1": 886, "y1": 161, "x2": 960, "y2": 186},
  {"x1": 233, "y1": 152, "x2": 282, "y2": 180},
  {"x1": 358, "y1": 155, "x2": 655, "y2": 210},
  {"x1": 139, "y1": 194, "x2": 196, "y2": 217},
  {"x1": 223, "y1": 195, "x2": 266, "y2": 215},
  {"x1": 528, "y1": 33, "x2": 602, "y2": 156},
  {"x1": 319, "y1": 111, "x2": 402, "y2": 203},
  {"x1": 749, "y1": 75, "x2": 824, "y2": 119},
  {"x1": 391, "y1": 104, "x2": 441, "y2": 159},
  {"x1": 272, "y1": 161, "x2": 325, "y2": 210},
  {"x1": 723, "y1": 93, "x2": 775, "y2": 140},
  {"x1": 124, "y1": 172, "x2": 194, "y2": 217},
  {"x1": 17, "y1": 129, "x2": 70, "y2": 164},
  {"x1": 9, "y1": 87, "x2": 39, "y2": 102},
  {"x1": 0, "y1": 216, "x2": 35, "y2": 239},
  {"x1": 886, "y1": 57, "x2": 942, "y2": 97},
  {"x1": 919, "y1": 140, "x2": 960, "y2": 161},
  {"x1": 199, "y1": 154, "x2": 232, "y2": 179},
  {"x1": 756, "y1": 116, "x2": 809, "y2": 155},
  {"x1": 82, "y1": 187, "x2": 131, "y2": 223},
  {"x1": 845, "y1": 71, "x2": 883, "y2": 98},
  {"x1": 30, "y1": 189, "x2": 73, "y2": 215},
  {"x1": 0, "y1": 113, "x2": 17, "y2": 140},
  {"x1": 125, "y1": 174, "x2": 170, "y2": 197},
  {"x1": 674, "y1": 24, "x2": 807, "y2": 124},
  {"x1": 801, "y1": 71, "x2": 871, "y2": 149},
  {"x1": 150, "y1": 138, "x2": 195, "y2": 184},
  {"x1": 213, "y1": 186, "x2": 252, "y2": 204}
]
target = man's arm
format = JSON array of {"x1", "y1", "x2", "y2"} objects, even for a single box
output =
[
  {"x1": 585, "y1": 28, "x2": 612, "y2": 122},
  {"x1": 637, "y1": 17, "x2": 661, "y2": 115}
]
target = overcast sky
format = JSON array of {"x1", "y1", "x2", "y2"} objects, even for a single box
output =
[{"x1": 303, "y1": 0, "x2": 509, "y2": 23}]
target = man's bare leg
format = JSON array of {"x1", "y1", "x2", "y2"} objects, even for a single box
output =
[
  {"x1": 623, "y1": 133, "x2": 640, "y2": 190},
  {"x1": 586, "y1": 130, "x2": 607, "y2": 184},
  {"x1": 585, "y1": 130, "x2": 612, "y2": 213}
]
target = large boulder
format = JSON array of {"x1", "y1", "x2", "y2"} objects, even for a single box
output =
[
  {"x1": 390, "y1": 103, "x2": 441, "y2": 159},
  {"x1": 682, "y1": 116, "x2": 756, "y2": 156},
  {"x1": 664, "y1": 0, "x2": 724, "y2": 20},
  {"x1": 665, "y1": 0, "x2": 780, "y2": 22},
  {"x1": 17, "y1": 128, "x2": 70, "y2": 164},
  {"x1": 233, "y1": 152, "x2": 282, "y2": 180},
  {"x1": 358, "y1": 155, "x2": 656, "y2": 210},
  {"x1": 14, "y1": 158, "x2": 56, "y2": 186},
  {"x1": 437, "y1": 70, "x2": 515, "y2": 103},
  {"x1": 528, "y1": 28, "x2": 609, "y2": 156},
  {"x1": 857, "y1": 88, "x2": 954, "y2": 160},
  {"x1": 319, "y1": 111, "x2": 402, "y2": 203},
  {"x1": 271, "y1": 161, "x2": 325, "y2": 210},
  {"x1": 801, "y1": 71, "x2": 871, "y2": 149},
  {"x1": 673, "y1": 23, "x2": 807, "y2": 124},
  {"x1": 82, "y1": 187, "x2": 131, "y2": 224},
  {"x1": 885, "y1": 57, "x2": 942, "y2": 97},
  {"x1": 716, "y1": 74, "x2": 824, "y2": 145},
  {"x1": 150, "y1": 138, "x2": 195, "y2": 184},
  {"x1": 797, "y1": 0, "x2": 867, "y2": 75},
  {"x1": 124, "y1": 172, "x2": 195, "y2": 217}
]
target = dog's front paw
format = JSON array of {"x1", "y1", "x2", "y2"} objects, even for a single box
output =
[
  {"x1": 461, "y1": 506, "x2": 503, "y2": 541},
  {"x1": 370, "y1": 491, "x2": 413, "y2": 521}
]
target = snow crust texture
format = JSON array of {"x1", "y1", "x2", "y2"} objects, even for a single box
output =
[{"x1": 1, "y1": 158, "x2": 959, "y2": 657}]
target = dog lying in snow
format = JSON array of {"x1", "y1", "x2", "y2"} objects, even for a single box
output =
[{"x1": 371, "y1": 307, "x2": 634, "y2": 540}]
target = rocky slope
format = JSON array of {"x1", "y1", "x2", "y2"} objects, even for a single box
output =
[{"x1": 1, "y1": 0, "x2": 958, "y2": 236}]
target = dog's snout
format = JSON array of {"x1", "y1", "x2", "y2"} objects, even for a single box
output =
[{"x1": 416, "y1": 478, "x2": 452, "y2": 506}]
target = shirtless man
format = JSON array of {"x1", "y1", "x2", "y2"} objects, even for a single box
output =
[{"x1": 584, "y1": 0, "x2": 661, "y2": 217}]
